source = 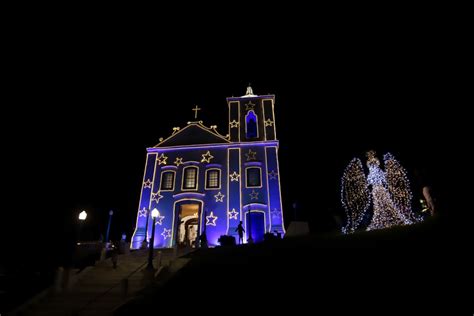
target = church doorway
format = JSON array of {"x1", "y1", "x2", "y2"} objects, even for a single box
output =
[
  {"x1": 175, "y1": 202, "x2": 201, "y2": 248},
  {"x1": 245, "y1": 211, "x2": 265, "y2": 243}
]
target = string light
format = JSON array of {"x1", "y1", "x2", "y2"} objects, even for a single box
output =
[
  {"x1": 157, "y1": 153, "x2": 168, "y2": 165},
  {"x1": 341, "y1": 152, "x2": 422, "y2": 233},
  {"x1": 383, "y1": 153, "x2": 422, "y2": 223},
  {"x1": 206, "y1": 211, "x2": 218, "y2": 226},
  {"x1": 245, "y1": 149, "x2": 257, "y2": 161},
  {"x1": 201, "y1": 151, "x2": 214, "y2": 163},
  {"x1": 214, "y1": 192, "x2": 225, "y2": 202},
  {"x1": 341, "y1": 158, "x2": 371, "y2": 233},
  {"x1": 174, "y1": 157, "x2": 184, "y2": 166},
  {"x1": 228, "y1": 209, "x2": 239, "y2": 220}
]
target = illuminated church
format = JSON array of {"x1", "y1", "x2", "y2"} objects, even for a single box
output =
[{"x1": 131, "y1": 87, "x2": 285, "y2": 249}]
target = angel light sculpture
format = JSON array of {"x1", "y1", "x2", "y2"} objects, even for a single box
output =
[{"x1": 341, "y1": 151, "x2": 422, "y2": 233}]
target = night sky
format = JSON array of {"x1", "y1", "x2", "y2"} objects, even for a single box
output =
[{"x1": 2, "y1": 23, "x2": 454, "y2": 270}]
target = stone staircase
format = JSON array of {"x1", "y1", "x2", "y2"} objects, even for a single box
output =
[{"x1": 12, "y1": 248, "x2": 190, "y2": 316}]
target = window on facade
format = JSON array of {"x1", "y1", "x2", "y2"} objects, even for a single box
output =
[
  {"x1": 160, "y1": 171, "x2": 175, "y2": 190},
  {"x1": 245, "y1": 110, "x2": 258, "y2": 139},
  {"x1": 246, "y1": 167, "x2": 261, "y2": 187},
  {"x1": 206, "y1": 169, "x2": 220, "y2": 189},
  {"x1": 183, "y1": 167, "x2": 198, "y2": 190}
]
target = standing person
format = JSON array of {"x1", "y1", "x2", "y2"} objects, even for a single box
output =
[
  {"x1": 111, "y1": 242, "x2": 118, "y2": 269},
  {"x1": 235, "y1": 221, "x2": 245, "y2": 244}
]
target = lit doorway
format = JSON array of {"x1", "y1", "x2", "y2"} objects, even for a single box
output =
[{"x1": 176, "y1": 203, "x2": 201, "y2": 248}]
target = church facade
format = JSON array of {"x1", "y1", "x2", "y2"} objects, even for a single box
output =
[{"x1": 131, "y1": 87, "x2": 285, "y2": 249}]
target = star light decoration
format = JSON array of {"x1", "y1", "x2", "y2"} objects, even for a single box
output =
[
  {"x1": 270, "y1": 208, "x2": 281, "y2": 218},
  {"x1": 229, "y1": 120, "x2": 239, "y2": 128},
  {"x1": 245, "y1": 101, "x2": 255, "y2": 111},
  {"x1": 229, "y1": 171, "x2": 240, "y2": 182},
  {"x1": 161, "y1": 228, "x2": 171, "y2": 239},
  {"x1": 245, "y1": 149, "x2": 257, "y2": 161},
  {"x1": 151, "y1": 191, "x2": 163, "y2": 203},
  {"x1": 268, "y1": 170, "x2": 278, "y2": 180},
  {"x1": 143, "y1": 179, "x2": 152, "y2": 188},
  {"x1": 250, "y1": 190, "x2": 259, "y2": 200},
  {"x1": 174, "y1": 157, "x2": 184, "y2": 166},
  {"x1": 206, "y1": 211, "x2": 218, "y2": 226},
  {"x1": 138, "y1": 208, "x2": 148, "y2": 217},
  {"x1": 153, "y1": 211, "x2": 165, "y2": 225},
  {"x1": 228, "y1": 208, "x2": 239, "y2": 220},
  {"x1": 214, "y1": 192, "x2": 225, "y2": 202},
  {"x1": 157, "y1": 153, "x2": 168, "y2": 165},
  {"x1": 201, "y1": 151, "x2": 214, "y2": 163},
  {"x1": 264, "y1": 119, "x2": 274, "y2": 127}
]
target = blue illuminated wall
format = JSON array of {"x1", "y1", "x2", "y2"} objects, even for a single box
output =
[{"x1": 131, "y1": 92, "x2": 285, "y2": 249}]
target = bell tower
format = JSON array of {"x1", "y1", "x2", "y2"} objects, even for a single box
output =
[{"x1": 227, "y1": 85, "x2": 277, "y2": 143}]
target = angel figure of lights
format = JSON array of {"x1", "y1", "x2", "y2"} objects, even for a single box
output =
[{"x1": 341, "y1": 150, "x2": 422, "y2": 233}]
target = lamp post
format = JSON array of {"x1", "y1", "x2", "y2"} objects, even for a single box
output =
[
  {"x1": 105, "y1": 210, "x2": 113, "y2": 244},
  {"x1": 141, "y1": 208, "x2": 150, "y2": 249},
  {"x1": 78, "y1": 210, "x2": 87, "y2": 244},
  {"x1": 147, "y1": 208, "x2": 159, "y2": 270}
]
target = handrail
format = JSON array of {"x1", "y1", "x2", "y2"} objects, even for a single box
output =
[{"x1": 75, "y1": 250, "x2": 151, "y2": 314}]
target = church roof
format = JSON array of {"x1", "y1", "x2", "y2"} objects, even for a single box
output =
[{"x1": 153, "y1": 121, "x2": 230, "y2": 148}]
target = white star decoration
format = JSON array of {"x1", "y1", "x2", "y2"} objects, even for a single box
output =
[
  {"x1": 271, "y1": 208, "x2": 281, "y2": 218},
  {"x1": 264, "y1": 119, "x2": 274, "y2": 127},
  {"x1": 138, "y1": 208, "x2": 148, "y2": 217},
  {"x1": 214, "y1": 192, "x2": 225, "y2": 202},
  {"x1": 157, "y1": 153, "x2": 168, "y2": 165},
  {"x1": 153, "y1": 211, "x2": 165, "y2": 225},
  {"x1": 229, "y1": 120, "x2": 239, "y2": 128},
  {"x1": 230, "y1": 171, "x2": 240, "y2": 182},
  {"x1": 206, "y1": 211, "x2": 218, "y2": 226},
  {"x1": 245, "y1": 101, "x2": 255, "y2": 111},
  {"x1": 143, "y1": 179, "x2": 152, "y2": 188},
  {"x1": 201, "y1": 151, "x2": 214, "y2": 163},
  {"x1": 245, "y1": 149, "x2": 257, "y2": 161},
  {"x1": 268, "y1": 170, "x2": 278, "y2": 180},
  {"x1": 161, "y1": 228, "x2": 171, "y2": 239},
  {"x1": 174, "y1": 157, "x2": 184, "y2": 166},
  {"x1": 151, "y1": 191, "x2": 163, "y2": 203},
  {"x1": 228, "y1": 209, "x2": 238, "y2": 220},
  {"x1": 250, "y1": 190, "x2": 259, "y2": 200}
]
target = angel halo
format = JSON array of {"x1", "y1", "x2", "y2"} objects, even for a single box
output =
[{"x1": 341, "y1": 151, "x2": 422, "y2": 234}]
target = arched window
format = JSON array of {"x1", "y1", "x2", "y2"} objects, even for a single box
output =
[
  {"x1": 205, "y1": 169, "x2": 221, "y2": 189},
  {"x1": 160, "y1": 171, "x2": 175, "y2": 191},
  {"x1": 182, "y1": 166, "x2": 198, "y2": 190},
  {"x1": 245, "y1": 110, "x2": 258, "y2": 139},
  {"x1": 246, "y1": 167, "x2": 262, "y2": 188}
]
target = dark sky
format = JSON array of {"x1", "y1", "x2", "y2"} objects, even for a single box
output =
[{"x1": 3, "y1": 19, "x2": 456, "y2": 266}]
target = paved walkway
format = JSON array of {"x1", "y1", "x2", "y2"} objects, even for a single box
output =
[{"x1": 15, "y1": 248, "x2": 189, "y2": 316}]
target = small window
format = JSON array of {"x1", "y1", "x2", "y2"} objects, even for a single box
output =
[
  {"x1": 246, "y1": 167, "x2": 261, "y2": 187},
  {"x1": 160, "y1": 171, "x2": 175, "y2": 190},
  {"x1": 183, "y1": 167, "x2": 198, "y2": 190},
  {"x1": 206, "y1": 169, "x2": 221, "y2": 189}
]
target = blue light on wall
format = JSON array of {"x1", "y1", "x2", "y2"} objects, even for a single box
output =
[{"x1": 131, "y1": 91, "x2": 285, "y2": 249}]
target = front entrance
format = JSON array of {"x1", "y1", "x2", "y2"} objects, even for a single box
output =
[
  {"x1": 176, "y1": 203, "x2": 201, "y2": 248},
  {"x1": 245, "y1": 211, "x2": 265, "y2": 243}
]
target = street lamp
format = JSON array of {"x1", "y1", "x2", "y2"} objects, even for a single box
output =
[
  {"x1": 78, "y1": 210, "x2": 87, "y2": 244},
  {"x1": 105, "y1": 210, "x2": 113, "y2": 244},
  {"x1": 141, "y1": 208, "x2": 150, "y2": 249},
  {"x1": 147, "y1": 208, "x2": 159, "y2": 270}
]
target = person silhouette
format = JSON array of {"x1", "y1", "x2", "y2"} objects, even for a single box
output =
[{"x1": 235, "y1": 221, "x2": 245, "y2": 244}]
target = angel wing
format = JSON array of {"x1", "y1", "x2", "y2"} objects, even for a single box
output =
[
  {"x1": 341, "y1": 158, "x2": 371, "y2": 233},
  {"x1": 383, "y1": 153, "x2": 420, "y2": 223}
]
